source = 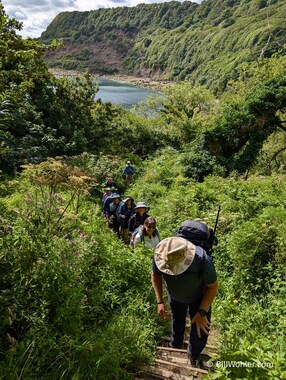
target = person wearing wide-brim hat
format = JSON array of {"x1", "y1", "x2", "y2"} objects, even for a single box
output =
[
  {"x1": 119, "y1": 195, "x2": 136, "y2": 242},
  {"x1": 122, "y1": 195, "x2": 134, "y2": 203},
  {"x1": 102, "y1": 189, "x2": 115, "y2": 214},
  {"x1": 152, "y1": 236, "x2": 218, "y2": 368},
  {"x1": 128, "y1": 201, "x2": 150, "y2": 235},
  {"x1": 134, "y1": 201, "x2": 149, "y2": 211},
  {"x1": 111, "y1": 193, "x2": 120, "y2": 199},
  {"x1": 101, "y1": 187, "x2": 112, "y2": 203},
  {"x1": 106, "y1": 193, "x2": 123, "y2": 236}
]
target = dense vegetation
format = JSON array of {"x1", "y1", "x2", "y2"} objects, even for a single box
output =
[
  {"x1": 1, "y1": 2, "x2": 286, "y2": 379},
  {"x1": 40, "y1": 0, "x2": 286, "y2": 91}
]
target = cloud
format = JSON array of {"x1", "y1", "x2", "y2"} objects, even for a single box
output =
[
  {"x1": 1, "y1": 0, "x2": 200, "y2": 38},
  {"x1": 52, "y1": 0, "x2": 77, "y2": 7},
  {"x1": 13, "y1": 10, "x2": 29, "y2": 21},
  {"x1": 7, "y1": 0, "x2": 50, "y2": 8}
]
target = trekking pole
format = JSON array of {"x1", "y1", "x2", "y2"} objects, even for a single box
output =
[{"x1": 213, "y1": 205, "x2": 221, "y2": 236}]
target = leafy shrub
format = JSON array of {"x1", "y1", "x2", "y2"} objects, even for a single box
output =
[
  {"x1": 182, "y1": 149, "x2": 218, "y2": 181},
  {"x1": 0, "y1": 161, "x2": 160, "y2": 378}
]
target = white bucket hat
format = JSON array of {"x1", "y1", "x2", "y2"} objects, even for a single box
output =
[
  {"x1": 134, "y1": 201, "x2": 149, "y2": 210},
  {"x1": 154, "y1": 237, "x2": 196, "y2": 276}
]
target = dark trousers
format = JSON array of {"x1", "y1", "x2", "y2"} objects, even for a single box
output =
[{"x1": 168, "y1": 294, "x2": 211, "y2": 359}]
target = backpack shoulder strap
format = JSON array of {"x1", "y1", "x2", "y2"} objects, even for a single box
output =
[
  {"x1": 137, "y1": 225, "x2": 144, "y2": 242},
  {"x1": 155, "y1": 228, "x2": 161, "y2": 241},
  {"x1": 198, "y1": 248, "x2": 207, "y2": 279},
  {"x1": 140, "y1": 229, "x2": 144, "y2": 243}
]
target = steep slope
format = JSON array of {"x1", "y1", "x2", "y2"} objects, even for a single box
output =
[
  {"x1": 40, "y1": 0, "x2": 286, "y2": 91},
  {"x1": 41, "y1": 1, "x2": 199, "y2": 75},
  {"x1": 132, "y1": 0, "x2": 286, "y2": 90}
]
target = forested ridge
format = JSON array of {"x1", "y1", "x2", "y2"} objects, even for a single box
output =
[
  {"x1": 40, "y1": 0, "x2": 286, "y2": 91},
  {"x1": 1, "y1": 1, "x2": 286, "y2": 379}
]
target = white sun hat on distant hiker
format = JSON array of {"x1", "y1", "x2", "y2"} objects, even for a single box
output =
[
  {"x1": 134, "y1": 201, "x2": 149, "y2": 210},
  {"x1": 154, "y1": 237, "x2": 196, "y2": 276},
  {"x1": 123, "y1": 195, "x2": 134, "y2": 203}
]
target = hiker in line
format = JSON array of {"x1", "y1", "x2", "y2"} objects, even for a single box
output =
[
  {"x1": 101, "y1": 187, "x2": 112, "y2": 204},
  {"x1": 102, "y1": 190, "x2": 117, "y2": 216},
  {"x1": 119, "y1": 196, "x2": 136, "y2": 242},
  {"x1": 151, "y1": 236, "x2": 218, "y2": 368},
  {"x1": 106, "y1": 193, "x2": 123, "y2": 235},
  {"x1": 131, "y1": 216, "x2": 161, "y2": 249},
  {"x1": 104, "y1": 177, "x2": 117, "y2": 189},
  {"x1": 122, "y1": 161, "x2": 135, "y2": 187},
  {"x1": 128, "y1": 201, "x2": 149, "y2": 235}
]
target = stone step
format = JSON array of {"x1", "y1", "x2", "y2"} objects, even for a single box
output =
[
  {"x1": 155, "y1": 359, "x2": 208, "y2": 376},
  {"x1": 157, "y1": 346, "x2": 217, "y2": 360},
  {"x1": 162, "y1": 336, "x2": 218, "y2": 351},
  {"x1": 138, "y1": 363, "x2": 202, "y2": 379}
]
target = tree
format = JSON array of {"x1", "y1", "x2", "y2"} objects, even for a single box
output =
[
  {"x1": 0, "y1": 4, "x2": 99, "y2": 173},
  {"x1": 160, "y1": 83, "x2": 215, "y2": 145},
  {"x1": 185, "y1": 55, "x2": 286, "y2": 179}
]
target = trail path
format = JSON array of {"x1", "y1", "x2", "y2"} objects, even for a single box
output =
[{"x1": 135, "y1": 328, "x2": 218, "y2": 379}]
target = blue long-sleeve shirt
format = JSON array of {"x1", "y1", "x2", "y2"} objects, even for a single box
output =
[{"x1": 122, "y1": 165, "x2": 135, "y2": 175}]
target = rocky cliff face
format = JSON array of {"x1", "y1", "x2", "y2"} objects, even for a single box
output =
[{"x1": 44, "y1": 40, "x2": 126, "y2": 75}]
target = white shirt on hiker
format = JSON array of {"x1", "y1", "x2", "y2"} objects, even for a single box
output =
[{"x1": 133, "y1": 231, "x2": 160, "y2": 249}]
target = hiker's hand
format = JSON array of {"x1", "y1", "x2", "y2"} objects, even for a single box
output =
[
  {"x1": 157, "y1": 303, "x2": 169, "y2": 320},
  {"x1": 191, "y1": 313, "x2": 211, "y2": 338}
]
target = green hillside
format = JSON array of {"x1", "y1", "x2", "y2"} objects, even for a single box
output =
[{"x1": 40, "y1": 0, "x2": 286, "y2": 91}]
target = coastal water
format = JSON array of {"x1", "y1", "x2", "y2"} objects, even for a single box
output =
[{"x1": 94, "y1": 78, "x2": 159, "y2": 108}]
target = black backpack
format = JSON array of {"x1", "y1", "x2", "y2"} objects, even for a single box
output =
[{"x1": 174, "y1": 220, "x2": 218, "y2": 256}]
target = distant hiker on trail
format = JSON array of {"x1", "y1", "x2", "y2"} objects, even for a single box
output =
[
  {"x1": 128, "y1": 201, "x2": 149, "y2": 235},
  {"x1": 104, "y1": 177, "x2": 117, "y2": 189},
  {"x1": 106, "y1": 193, "x2": 123, "y2": 235},
  {"x1": 130, "y1": 216, "x2": 161, "y2": 249},
  {"x1": 101, "y1": 187, "x2": 112, "y2": 204},
  {"x1": 151, "y1": 236, "x2": 218, "y2": 368},
  {"x1": 122, "y1": 161, "x2": 135, "y2": 186},
  {"x1": 119, "y1": 196, "x2": 136, "y2": 242}
]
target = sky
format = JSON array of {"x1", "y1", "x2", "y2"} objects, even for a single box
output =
[{"x1": 2, "y1": 0, "x2": 201, "y2": 39}]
